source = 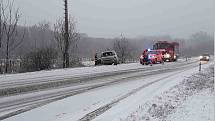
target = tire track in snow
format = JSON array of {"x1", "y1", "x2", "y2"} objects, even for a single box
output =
[
  {"x1": 0, "y1": 60, "x2": 198, "y2": 97},
  {"x1": 78, "y1": 64, "x2": 199, "y2": 121},
  {"x1": 0, "y1": 61, "x2": 198, "y2": 120}
]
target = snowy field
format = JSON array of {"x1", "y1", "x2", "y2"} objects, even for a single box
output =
[{"x1": 1, "y1": 58, "x2": 213, "y2": 121}]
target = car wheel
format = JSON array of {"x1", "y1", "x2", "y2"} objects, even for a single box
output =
[{"x1": 114, "y1": 61, "x2": 118, "y2": 65}]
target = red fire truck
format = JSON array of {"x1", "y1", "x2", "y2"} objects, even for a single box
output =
[{"x1": 153, "y1": 41, "x2": 179, "y2": 62}]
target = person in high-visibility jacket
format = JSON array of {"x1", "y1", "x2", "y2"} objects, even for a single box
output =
[
  {"x1": 143, "y1": 49, "x2": 152, "y2": 65},
  {"x1": 143, "y1": 49, "x2": 149, "y2": 62}
]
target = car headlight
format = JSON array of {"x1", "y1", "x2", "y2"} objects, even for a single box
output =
[
  {"x1": 174, "y1": 55, "x2": 176, "y2": 59},
  {"x1": 199, "y1": 56, "x2": 203, "y2": 59},
  {"x1": 140, "y1": 55, "x2": 144, "y2": 59},
  {"x1": 165, "y1": 54, "x2": 170, "y2": 58},
  {"x1": 206, "y1": 56, "x2": 209, "y2": 59}
]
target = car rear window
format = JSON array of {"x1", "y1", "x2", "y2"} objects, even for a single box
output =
[{"x1": 102, "y1": 52, "x2": 115, "y2": 57}]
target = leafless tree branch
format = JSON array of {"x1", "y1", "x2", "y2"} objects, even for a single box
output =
[
  {"x1": 54, "y1": 16, "x2": 80, "y2": 67},
  {"x1": 0, "y1": 0, "x2": 24, "y2": 73}
]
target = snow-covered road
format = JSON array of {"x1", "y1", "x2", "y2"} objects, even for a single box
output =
[
  {"x1": 1, "y1": 57, "x2": 213, "y2": 121},
  {"x1": 0, "y1": 58, "x2": 197, "y2": 92}
]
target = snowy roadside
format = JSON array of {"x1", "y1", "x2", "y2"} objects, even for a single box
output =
[
  {"x1": 166, "y1": 89, "x2": 214, "y2": 121},
  {"x1": 113, "y1": 64, "x2": 214, "y2": 121},
  {"x1": 1, "y1": 60, "x2": 201, "y2": 121},
  {"x1": 2, "y1": 70, "x2": 186, "y2": 121},
  {"x1": 165, "y1": 66, "x2": 214, "y2": 121},
  {"x1": 1, "y1": 59, "x2": 211, "y2": 121}
]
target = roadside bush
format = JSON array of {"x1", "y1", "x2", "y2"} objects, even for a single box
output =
[{"x1": 21, "y1": 48, "x2": 58, "y2": 72}]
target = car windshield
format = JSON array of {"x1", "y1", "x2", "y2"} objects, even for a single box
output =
[
  {"x1": 101, "y1": 52, "x2": 115, "y2": 57},
  {"x1": 202, "y1": 54, "x2": 209, "y2": 56},
  {"x1": 154, "y1": 43, "x2": 173, "y2": 50}
]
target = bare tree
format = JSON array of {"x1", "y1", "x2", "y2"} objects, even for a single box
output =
[
  {"x1": 54, "y1": 16, "x2": 79, "y2": 68},
  {"x1": 113, "y1": 34, "x2": 132, "y2": 63},
  {"x1": 53, "y1": 0, "x2": 79, "y2": 68},
  {"x1": 1, "y1": 0, "x2": 25, "y2": 73}
]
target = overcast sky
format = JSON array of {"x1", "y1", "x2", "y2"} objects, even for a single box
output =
[{"x1": 14, "y1": 0, "x2": 214, "y2": 38}]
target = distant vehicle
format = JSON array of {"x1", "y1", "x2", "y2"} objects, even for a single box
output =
[
  {"x1": 200, "y1": 54, "x2": 210, "y2": 61},
  {"x1": 153, "y1": 41, "x2": 179, "y2": 62},
  {"x1": 100, "y1": 51, "x2": 119, "y2": 65}
]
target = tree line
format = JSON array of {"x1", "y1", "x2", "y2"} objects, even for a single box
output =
[{"x1": 0, "y1": 0, "x2": 80, "y2": 73}]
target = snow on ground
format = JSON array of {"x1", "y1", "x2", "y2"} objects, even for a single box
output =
[
  {"x1": 165, "y1": 65, "x2": 214, "y2": 121},
  {"x1": 0, "y1": 57, "x2": 195, "y2": 85},
  {"x1": 3, "y1": 60, "x2": 204, "y2": 121},
  {"x1": 92, "y1": 62, "x2": 213, "y2": 121},
  {"x1": 2, "y1": 70, "x2": 185, "y2": 121},
  {"x1": 166, "y1": 89, "x2": 214, "y2": 121},
  {"x1": 81, "y1": 61, "x2": 95, "y2": 67},
  {"x1": 0, "y1": 62, "x2": 157, "y2": 85},
  {"x1": 1, "y1": 57, "x2": 209, "y2": 121}
]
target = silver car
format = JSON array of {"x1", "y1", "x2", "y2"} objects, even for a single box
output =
[{"x1": 101, "y1": 51, "x2": 119, "y2": 65}]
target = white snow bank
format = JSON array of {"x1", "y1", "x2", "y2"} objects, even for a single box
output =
[
  {"x1": 81, "y1": 61, "x2": 94, "y2": 67},
  {"x1": 166, "y1": 89, "x2": 214, "y2": 121},
  {"x1": 92, "y1": 62, "x2": 214, "y2": 121}
]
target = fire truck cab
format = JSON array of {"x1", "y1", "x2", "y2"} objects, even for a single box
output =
[{"x1": 153, "y1": 41, "x2": 179, "y2": 62}]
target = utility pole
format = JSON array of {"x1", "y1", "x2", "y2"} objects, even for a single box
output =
[
  {"x1": 64, "y1": 0, "x2": 69, "y2": 68},
  {"x1": 0, "y1": 2, "x2": 2, "y2": 48}
]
